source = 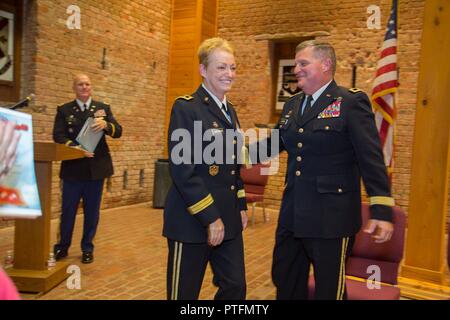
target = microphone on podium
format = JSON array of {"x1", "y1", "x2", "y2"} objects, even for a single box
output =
[{"x1": 9, "y1": 93, "x2": 36, "y2": 110}]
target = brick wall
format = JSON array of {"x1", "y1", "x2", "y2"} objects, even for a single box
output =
[
  {"x1": 2, "y1": 0, "x2": 446, "y2": 229},
  {"x1": 1, "y1": 0, "x2": 171, "y2": 227},
  {"x1": 218, "y1": 0, "x2": 426, "y2": 218}
]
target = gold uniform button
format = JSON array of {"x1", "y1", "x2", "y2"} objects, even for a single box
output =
[
  {"x1": 231, "y1": 170, "x2": 236, "y2": 175},
  {"x1": 296, "y1": 156, "x2": 302, "y2": 162},
  {"x1": 297, "y1": 142, "x2": 303, "y2": 148},
  {"x1": 231, "y1": 185, "x2": 235, "y2": 191},
  {"x1": 325, "y1": 126, "x2": 330, "y2": 130},
  {"x1": 295, "y1": 170, "x2": 301, "y2": 176},
  {"x1": 233, "y1": 139, "x2": 237, "y2": 145},
  {"x1": 298, "y1": 128, "x2": 304, "y2": 133},
  {"x1": 338, "y1": 188, "x2": 343, "y2": 193}
]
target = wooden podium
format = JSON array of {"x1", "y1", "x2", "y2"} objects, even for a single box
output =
[{"x1": 6, "y1": 142, "x2": 84, "y2": 293}]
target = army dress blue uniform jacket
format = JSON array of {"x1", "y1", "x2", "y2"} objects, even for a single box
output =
[
  {"x1": 266, "y1": 80, "x2": 394, "y2": 238},
  {"x1": 163, "y1": 86, "x2": 248, "y2": 243},
  {"x1": 53, "y1": 100, "x2": 122, "y2": 181}
]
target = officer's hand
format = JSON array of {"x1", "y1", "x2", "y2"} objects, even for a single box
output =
[
  {"x1": 241, "y1": 210, "x2": 248, "y2": 230},
  {"x1": 72, "y1": 145, "x2": 95, "y2": 158},
  {"x1": 363, "y1": 219, "x2": 394, "y2": 243},
  {"x1": 208, "y1": 218, "x2": 225, "y2": 247},
  {"x1": 83, "y1": 150, "x2": 95, "y2": 158},
  {"x1": 91, "y1": 117, "x2": 107, "y2": 133}
]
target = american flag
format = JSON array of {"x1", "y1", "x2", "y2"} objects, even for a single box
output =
[{"x1": 371, "y1": 0, "x2": 399, "y2": 182}]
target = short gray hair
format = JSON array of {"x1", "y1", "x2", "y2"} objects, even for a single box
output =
[{"x1": 296, "y1": 40, "x2": 336, "y2": 76}]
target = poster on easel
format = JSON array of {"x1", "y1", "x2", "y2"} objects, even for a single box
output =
[{"x1": 0, "y1": 107, "x2": 41, "y2": 218}]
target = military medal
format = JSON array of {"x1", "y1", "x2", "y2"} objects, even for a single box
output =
[
  {"x1": 209, "y1": 165, "x2": 219, "y2": 176},
  {"x1": 317, "y1": 98, "x2": 342, "y2": 119}
]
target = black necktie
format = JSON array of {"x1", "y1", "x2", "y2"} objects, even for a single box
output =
[
  {"x1": 302, "y1": 95, "x2": 313, "y2": 115},
  {"x1": 221, "y1": 103, "x2": 232, "y2": 123},
  {"x1": 82, "y1": 104, "x2": 87, "y2": 112}
]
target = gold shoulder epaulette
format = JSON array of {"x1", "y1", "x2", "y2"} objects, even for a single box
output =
[
  {"x1": 176, "y1": 95, "x2": 193, "y2": 101},
  {"x1": 288, "y1": 92, "x2": 303, "y2": 100},
  {"x1": 348, "y1": 88, "x2": 363, "y2": 94}
]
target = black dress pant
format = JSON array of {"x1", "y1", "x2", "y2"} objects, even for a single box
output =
[
  {"x1": 167, "y1": 234, "x2": 246, "y2": 300},
  {"x1": 272, "y1": 225, "x2": 354, "y2": 300},
  {"x1": 54, "y1": 179, "x2": 104, "y2": 253}
]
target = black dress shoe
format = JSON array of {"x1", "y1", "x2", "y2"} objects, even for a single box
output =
[
  {"x1": 54, "y1": 249, "x2": 68, "y2": 261},
  {"x1": 82, "y1": 252, "x2": 94, "y2": 264}
]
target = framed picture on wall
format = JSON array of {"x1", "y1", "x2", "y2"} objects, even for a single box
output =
[
  {"x1": 275, "y1": 59, "x2": 300, "y2": 111},
  {"x1": 0, "y1": 10, "x2": 14, "y2": 82}
]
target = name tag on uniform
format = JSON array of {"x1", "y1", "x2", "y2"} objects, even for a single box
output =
[{"x1": 279, "y1": 118, "x2": 289, "y2": 126}]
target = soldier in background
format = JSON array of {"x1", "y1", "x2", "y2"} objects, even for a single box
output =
[{"x1": 53, "y1": 74, "x2": 122, "y2": 264}]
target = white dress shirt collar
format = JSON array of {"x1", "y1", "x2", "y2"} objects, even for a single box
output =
[
  {"x1": 76, "y1": 97, "x2": 92, "y2": 110},
  {"x1": 309, "y1": 80, "x2": 333, "y2": 105}
]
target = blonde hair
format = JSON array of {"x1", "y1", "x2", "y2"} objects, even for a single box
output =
[
  {"x1": 296, "y1": 40, "x2": 336, "y2": 76},
  {"x1": 197, "y1": 37, "x2": 235, "y2": 67}
]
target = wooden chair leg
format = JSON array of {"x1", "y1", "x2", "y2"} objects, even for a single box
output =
[
  {"x1": 262, "y1": 203, "x2": 269, "y2": 222},
  {"x1": 251, "y1": 202, "x2": 256, "y2": 226}
]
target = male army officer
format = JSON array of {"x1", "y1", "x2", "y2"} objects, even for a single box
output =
[
  {"x1": 258, "y1": 40, "x2": 394, "y2": 300},
  {"x1": 53, "y1": 74, "x2": 122, "y2": 264},
  {"x1": 164, "y1": 38, "x2": 248, "y2": 300}
]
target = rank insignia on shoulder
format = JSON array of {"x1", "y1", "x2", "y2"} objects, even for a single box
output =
[
  {"x1": 288, "y1": 92, "x2": 303, "y2": 100},
  {"x1": 348, "y1": 88, "x2": 363, "y2": 94},
  {"x1": 177, "y1": 95, "x2": 193, "y2": 101},
  {"x1": 209, "y1": 165, "x2": 219, "y2": 176}
]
